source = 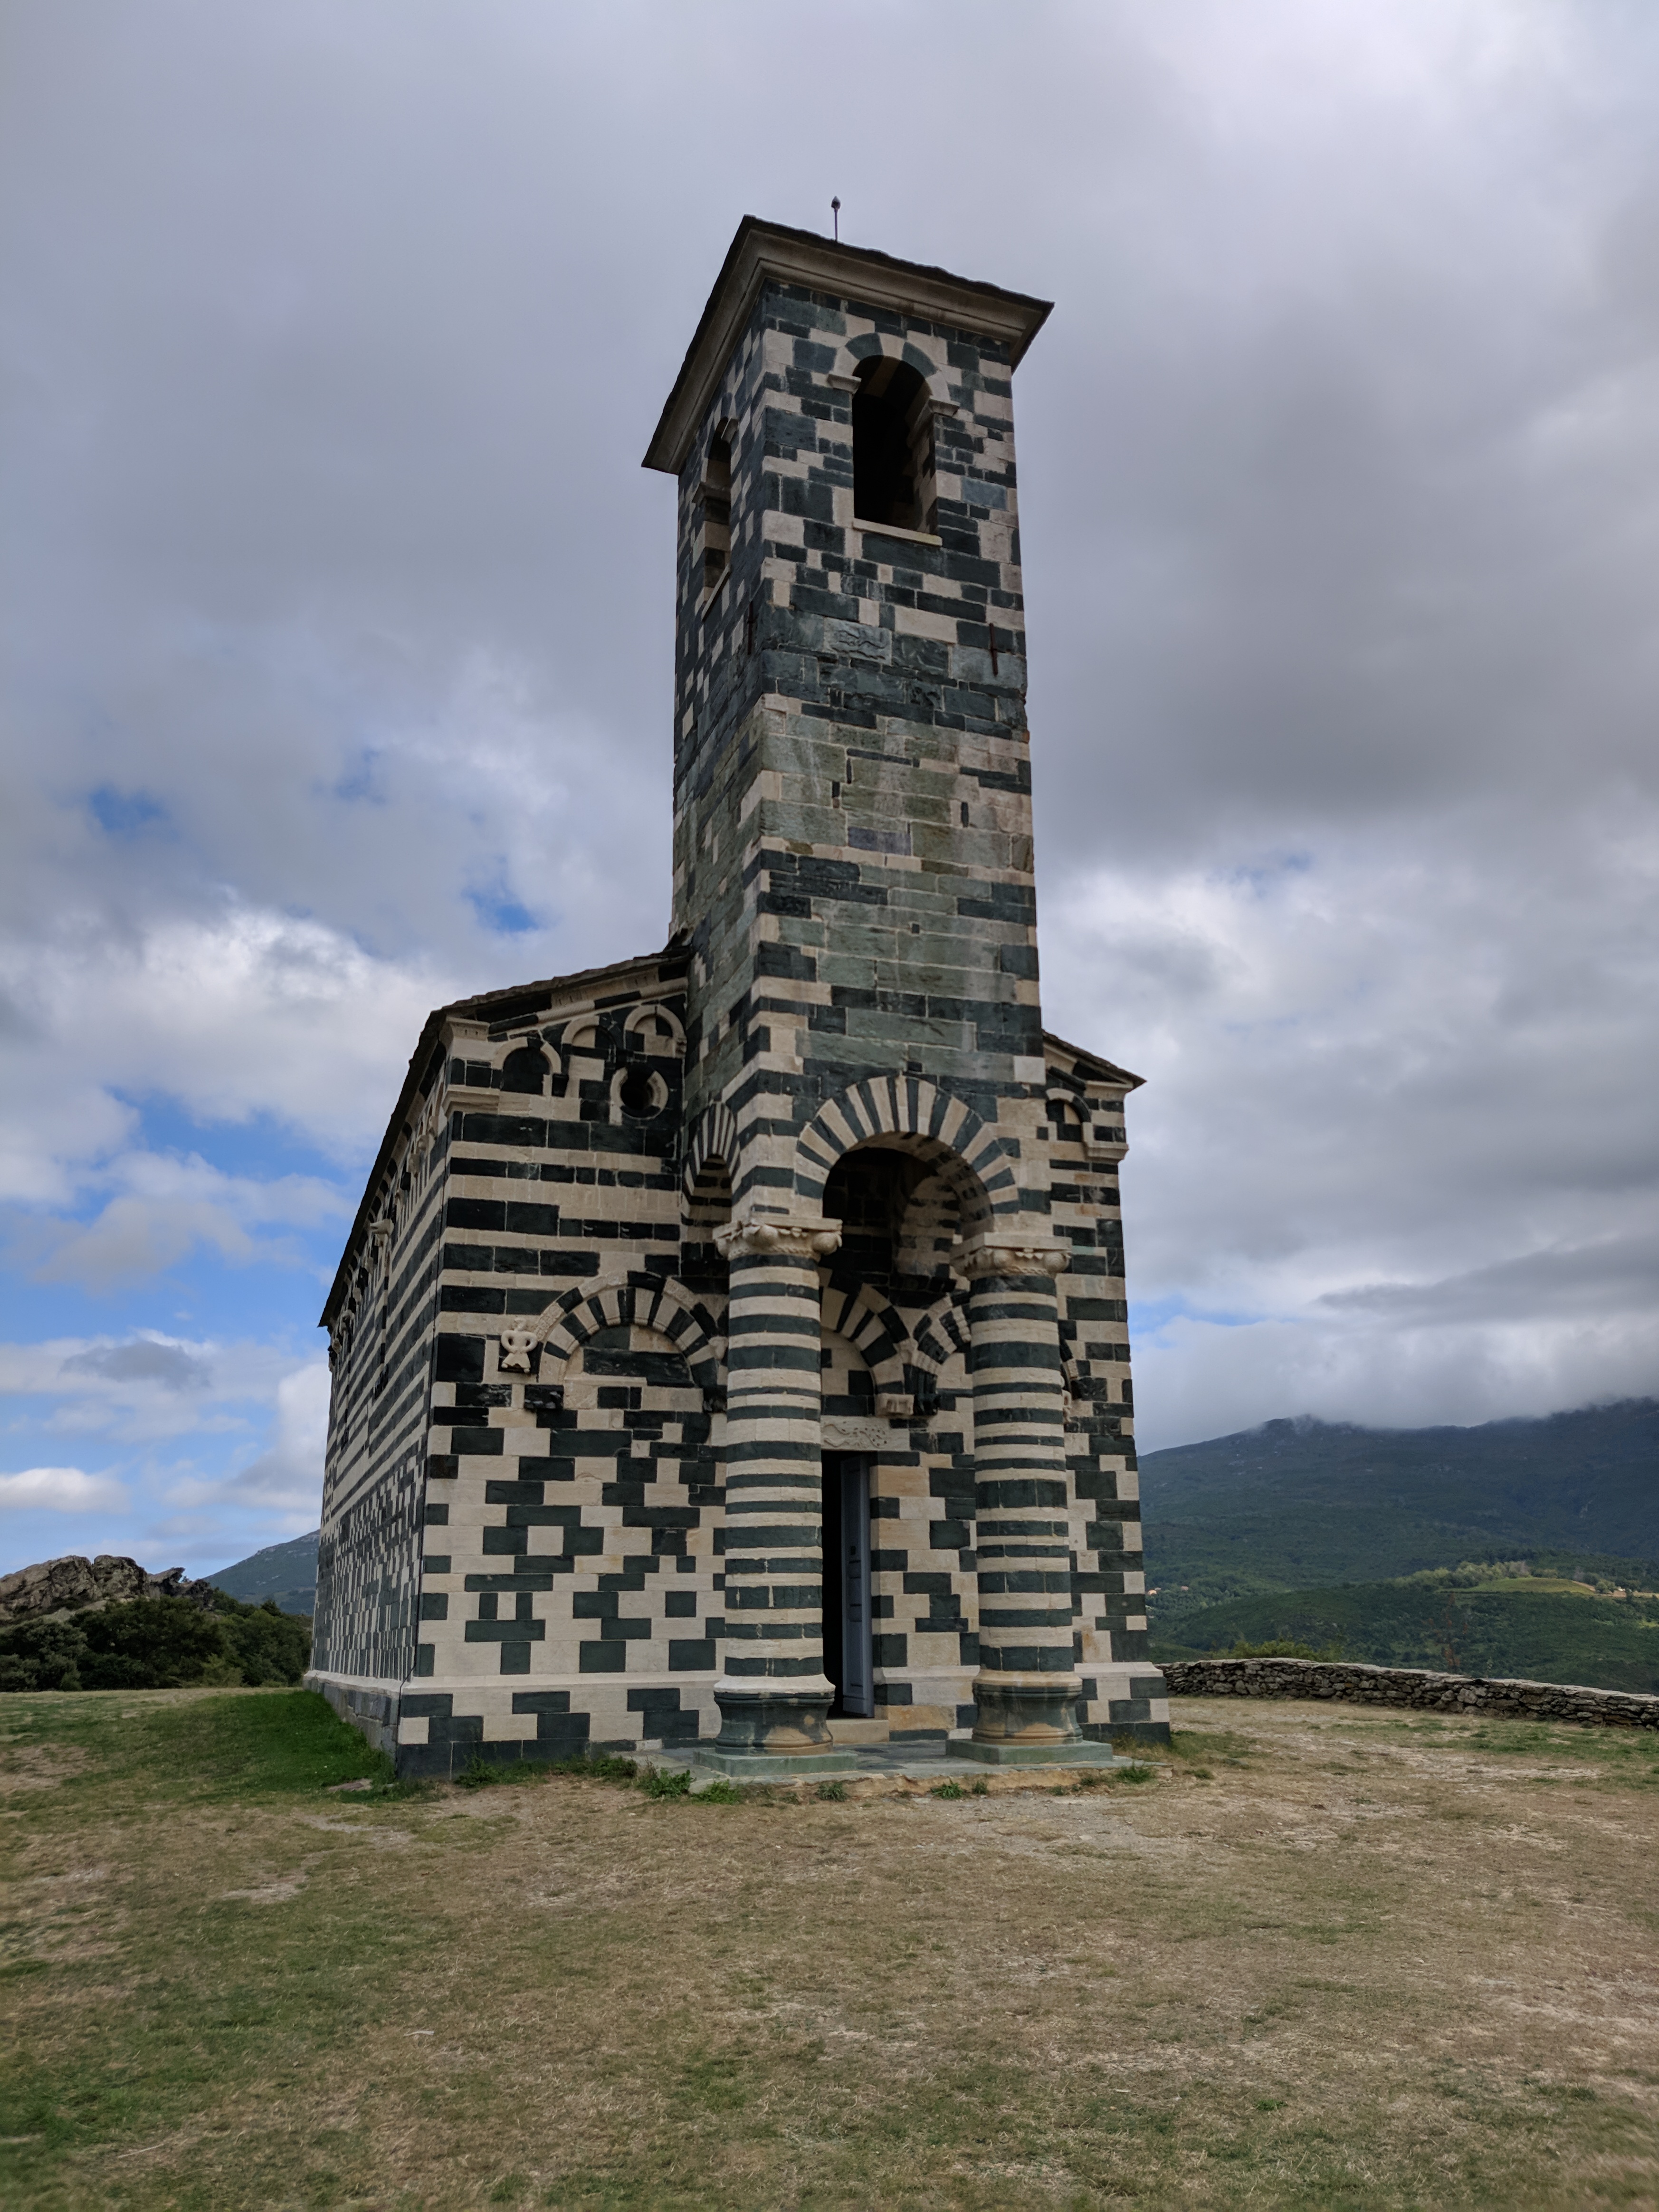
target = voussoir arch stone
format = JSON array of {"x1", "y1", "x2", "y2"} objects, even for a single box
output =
[
  {"x1": 513, "y1": 1274, "x2": 723, "y2": 1388},
  {"x1": 791, "y1": 1077, "x2": 1017, "y2": 1227},
  {"x1": 681, "y1": 1101, "x2": 739, "y2": 1203},
  {"x1": 819, "y1": 1279, "x2": 911, "y2": 1397},
  {"x1": 837, "y1": 330, "x2": 953, "y2": 404}
]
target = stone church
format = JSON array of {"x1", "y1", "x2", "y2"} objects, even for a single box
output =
[{"x1": 308, "y1": 217, "x2": 1169, "y2": 1777}]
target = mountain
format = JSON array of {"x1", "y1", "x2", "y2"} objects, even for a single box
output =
[
  {"x1": 208, "y1": 1530, "x2": 318, "y2": 1616},
  {"x1": 1139, "y1": 1399, "x2": 1659, "y2": 1630}
]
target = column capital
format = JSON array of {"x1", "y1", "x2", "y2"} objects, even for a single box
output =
[
  {"x1": 714, "y1": 1212, "x2": 842, "y2": 1261},
  {"x1": 956, "y1": 1234, "x2": 1070, "y2": 1280},
  {"x1": 716, "y1": 1212, "x2": 845, "y2": 1265}
]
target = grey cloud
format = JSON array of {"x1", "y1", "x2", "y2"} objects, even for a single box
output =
[
  {"x1": 1, "y1": 0, "x2": 1655, "y2": 1452},
  {"x1": 59, "y1": 1340, "x2": 212, "y2": 1392},
  {"x1": 1319, "y1": 1235, "x2": 1659, "y2": 1328}
]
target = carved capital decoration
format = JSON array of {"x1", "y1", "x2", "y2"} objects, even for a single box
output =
[
  {"x1": 714, "y1": 1213, "x2": 843, "y2": 1262},
  {"x1": 956, "y1": 1235, "x2": 1070, "y2": 1280}
]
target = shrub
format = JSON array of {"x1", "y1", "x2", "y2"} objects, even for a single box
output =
[
  {"x1": 641, "y1": 1766, "x2": 692, "y2": 1799},
  {"x1": 76, "y1": 1598, "x2": 227, "y2": 1688},
  {"x1": 554, "y1": 1753, "x2": 638, "y2": 1783},
  {"x1": 0, "y1": 1590, "x2": 313, "y2": 1694},
  {"x1": 0, "y1": 1617, "x2": 87, "y2": 1693},
  {"x1": 215, "y1": 1597, "x2": 312, "y2": 1686}
]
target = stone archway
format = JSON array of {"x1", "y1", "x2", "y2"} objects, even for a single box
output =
[
  {"x1": 502, "y1": 1275, "x2": 723, "y2": 1395},
  {"x1": 791, "y1": 1075, "x2": 1018, "y2": 1230}
]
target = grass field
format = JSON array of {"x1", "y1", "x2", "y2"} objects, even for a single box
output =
[{"x1": 3, "y1": 1690, "x2": 1658, "y2": 2209}]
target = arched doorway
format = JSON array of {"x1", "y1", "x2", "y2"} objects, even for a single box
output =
[{"x1": 815, "y1": 1137, "x2": 973, "y2": 1727}]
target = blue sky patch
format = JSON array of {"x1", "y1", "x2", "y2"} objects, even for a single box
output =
[
  {"x1": 466, "y1": 879, "x2": 542, "y2": 935},
  {"x1": 88, "y1": 786, "x2": 169, "y2": 838}
]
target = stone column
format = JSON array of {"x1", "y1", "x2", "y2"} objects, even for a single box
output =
[
  {"x1": 961, "y1": 1238, "x2": 1108, "y2": 1765},
  {"x1": 703, "y1": 1213, "x2": 856, "y2": 1776}
]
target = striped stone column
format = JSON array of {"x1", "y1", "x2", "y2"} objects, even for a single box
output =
[
  {"x1": 704, "y1": 1213, "x2": 855, "y2": 1774},
  {"x1": 961, "y1": 1237, "x2": 1092, "y2": 1763}
]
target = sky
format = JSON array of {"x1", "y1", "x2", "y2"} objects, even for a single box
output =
[{"x1": 1, "y1": 0, "x2": 1655, "y2": 1580}]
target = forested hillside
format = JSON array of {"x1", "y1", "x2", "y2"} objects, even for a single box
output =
[
  {"x1": 1151, "y1": 1569, "x2": 1659, "y2": 1694},
  {"x1": 1141, "y1": 1399, "x2": 1658, "y2": 1629},
  {"x1": 209, "y1": 1530, "x2": 318, "y2": 1616}
]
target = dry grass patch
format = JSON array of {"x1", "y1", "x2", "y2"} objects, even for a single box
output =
[{"x1": 2, "y1": 1691, "x2": 1658, "y2": 2208}]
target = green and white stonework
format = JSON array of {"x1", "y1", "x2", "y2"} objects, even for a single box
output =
[{"x1": 308, "y1": 219, "x2": 1169, "y2": 1778}]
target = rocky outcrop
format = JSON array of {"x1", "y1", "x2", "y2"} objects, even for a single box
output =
[
  {"x1": 0, "y1": 1554, "x2": 218, "y2": 1626},
  {"x1": 1161, "y1": 1656, "x2": 1659, "y2": 1731}
]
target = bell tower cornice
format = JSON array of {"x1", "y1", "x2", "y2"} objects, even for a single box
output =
[{"x1": 643, "y1": 215, "x2": 1052, "y2": 477}]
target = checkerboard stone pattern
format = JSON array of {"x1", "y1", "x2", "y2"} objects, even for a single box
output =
[{"x1": 307, "y1": 220, "x2": 1168, "y2": 1774}]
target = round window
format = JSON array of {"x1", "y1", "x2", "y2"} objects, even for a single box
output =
[{"x1": 619, "y1": 1067, "x2": 657, "y2": 1116}]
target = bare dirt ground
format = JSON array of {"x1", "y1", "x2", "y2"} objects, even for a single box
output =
[{"x1": 3, "y1": 1690, "x2": 1658, "y2": 2209}]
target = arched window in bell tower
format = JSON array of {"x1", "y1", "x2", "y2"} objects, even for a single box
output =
[
  {"x1": 698, "y1": 429, "x2": 733, "y2": 593},
  {"x1": 852, "y1": 357, "x2": 934, "y2": 532}
]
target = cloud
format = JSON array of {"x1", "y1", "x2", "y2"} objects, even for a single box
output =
[
  {"x1": 0, "y1": 1341, "x2": 327, "y2": 1575},
  {"x1": 1132, "y1": 1307, "x2": 1656, "y2": 1449},
  {"x1": 1042, "y1": 794, "x2": 1659, "y2": 1446},
  {"x1": 59, "y1": 1339, "x2": 211, "y2": 1390},
  {"x1": 0, "y1": 0, "x2": 1656, "y2": 1505},
  {"x1": 0, "y1": 1333, "x2": 315, "y2": 1447},
  {"x1": 228, "y1": 1360, "x2": 329, "y2": 1517},
  {"x1": 0, "y1": 1467, "x2": 126, "y2": 1514},
  {"x1": 0, "y1": 906, "x2": 451, "y2": 1202},
  {"x1": 1318, "y1": 1233, "x2": 1659, "y2": 1327},
  {"x1": 21, "y1": 1151, "x2": 349, "y2": 1290}
]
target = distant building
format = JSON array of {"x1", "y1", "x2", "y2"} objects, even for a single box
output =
[{"x1": 308, "y1": 219, "x2": 1168, "y2": 1775}]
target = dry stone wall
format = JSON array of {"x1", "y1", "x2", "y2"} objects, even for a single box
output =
[{"x1": 1163, "y1": 1656, "x2": 1659, "y2": 1730}]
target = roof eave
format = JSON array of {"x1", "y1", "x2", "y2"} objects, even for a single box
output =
[{"x1": 1041, "y1": 1028, "x2": 1146, "y2": 1092}]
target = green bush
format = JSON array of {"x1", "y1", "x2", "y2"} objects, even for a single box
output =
[
  {"x1": 0, "y1": 1617, "x2": 89, "y2": 1693},
  {"x1": 77, "y1": 1598, "x2": 231, "y2": 1688},
  {"x1": 0, "y1": 1592, "x2": 311, "y2": 1693},
  {"x1": 641, "y1": 1766, "x2": 692, "y2": 1799},
  {"x1": 215, "y1": 1597, "x2": 313, "y2": 1685}
]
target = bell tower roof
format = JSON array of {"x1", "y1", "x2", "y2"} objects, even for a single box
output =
[{"x1": 643, "y1": 215, "x2": 1052, "y2": 476}]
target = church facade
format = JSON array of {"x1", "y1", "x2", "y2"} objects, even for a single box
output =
[{"x1": 307, "y1": 218, "x2": 1168, "y2": 1776}]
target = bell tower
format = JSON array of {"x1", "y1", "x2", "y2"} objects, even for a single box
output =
[
  {"x1": 646, "y1": 219, "x2": 1053, "y2": 1133},
  {"x1": 644, "y1": 220, "x2": 1155, "y2": 1773}
]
